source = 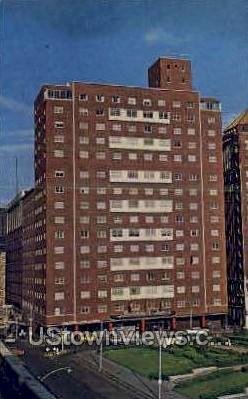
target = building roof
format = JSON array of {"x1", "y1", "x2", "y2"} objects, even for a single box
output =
[{"x1": 224, "y1": 109, "x2": 248, "y2": 131}]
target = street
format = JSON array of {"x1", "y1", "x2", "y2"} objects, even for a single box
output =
[{"x1": 15, "y1": 340, "x2": 143, "y2": 399}]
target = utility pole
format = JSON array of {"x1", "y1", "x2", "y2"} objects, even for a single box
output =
[
  {"x1": 99, "y1": 320, "x2": 103, "y2": 372},
  {"x1": 190, "y1": 308, "x2": 193, "y2": 330}
]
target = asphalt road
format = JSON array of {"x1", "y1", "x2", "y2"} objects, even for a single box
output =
[{"x1": 16, "y1": 340, "x2": 142, "y2": 399}]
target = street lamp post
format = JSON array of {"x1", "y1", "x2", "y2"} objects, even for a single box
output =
[
  {"x1": 158, "y1": 339, "x2": 162, "y2": 399},
  {"x1": 39, "y1": 367, "x2": 72, "y2": 382}
]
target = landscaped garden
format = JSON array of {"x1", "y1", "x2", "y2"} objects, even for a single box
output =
[
  {"x1": 104, "y1": 345, "x2": 248, "y2": 378},
  {"x1": 175, "y1": 369, "x2": 248, "y2": 399}
]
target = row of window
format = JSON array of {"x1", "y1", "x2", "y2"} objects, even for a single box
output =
[
  {"x1": 54, "y1": 284, "x2": 221, "y2": 302},
  {"x1": 76, "y1": 243, "x2": 220, "y2": 254},
  {"x1": 54, "y1": 298, "x2": 222, "y2": 316},
  {"x1": 53, "y1": 148, "x2": 218, "y2": 164},
  {"x1": 53, "y1": 255, "x2": 221, "y2": 271},
  {"x1": 53, "y1": 214, "x2": 219, "y2": 225},
  {"x1": 54, "y1": 120, "x2": 216, "y2": 132},
  {"x1": 53, "y1": 98, "x2": 195, "y2": 108},
  {"x1": 53, "y1": 270, "x2": 221, "y2": 285}
]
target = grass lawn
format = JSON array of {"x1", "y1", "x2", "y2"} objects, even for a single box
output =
[
  {"x1": 104, "y1": 346, "x2": 248, "y2": 378},
  {"x1": 104, "y1": 347, "x2": 194, "y2": 377},
  {"x1": 175, "y1": 369, "x2": 248, "y2": 399}
]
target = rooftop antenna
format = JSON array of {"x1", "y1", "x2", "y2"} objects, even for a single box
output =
[{"x1": 15, "y1": 156, "x2": 19, "y2": 196}]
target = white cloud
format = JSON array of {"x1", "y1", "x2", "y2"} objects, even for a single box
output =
[
  {"x1": 144, "y1": 28, "x2": 184, "y2": 45},
  {"x1": 0, "y1": 95, "x2": 32, "y2": 115}
]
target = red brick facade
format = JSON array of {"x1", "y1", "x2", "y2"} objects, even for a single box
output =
[{"x1": 19, "y1": 57, "x2": 228, "y2": 329}]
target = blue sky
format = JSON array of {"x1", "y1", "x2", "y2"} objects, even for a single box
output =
[{"x1": 0, "y1": 0, "x2": 248, "y2": 202}]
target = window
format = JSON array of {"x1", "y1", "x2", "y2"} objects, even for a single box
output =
[
  {"x1": 113, "y1": 153, "x2": 122, "y2": 160},
  {"x1": 213, "y1": 284, "x2": 220, "y2": 292},
  {"x1": 110, "y1": 108, "x2": 121, "y2": 116},
  {"x1": 212, "y1": 242, "x2": 220, "y2": 250},
  {"x1": 80, "y1": 171, "x2": 89, "y2": 179},
  {"x1": 159, "y1": 111, "x2": 169, "y2": 120},
  {"x1": 81, "y1": 291, "x2": 90, "y2": 298},
  {"x1": 79, "y1": 108, "x2": 88, "y2": 116},
  {"x1": 143, "y1": 99, "x2": 152, "y2": 106},
  {"x1": 177, "y1": 301, "x2": 186, "y2": 308},
  {"x1": 80, "y1": 216, "x2": 90, "y2": 224},
  {"x1": 96, "y1": 95, "x2": 104, "y2": 102},
  {"x1": 189, "y1": 188, "x2": 197, "y2": 196},
  {"x1": 127, "y1": 109, "x2": 137, "y2": 118},
  {"x1": 81, "y1": 230, "x2": 89, "y2": 238},
  {"x1": 55, "y1": 230, "x2": 64, "y2": 239},
  {"x1": 80, "y1": 201, "x2": 89, "y2": 209},
  {"x1": 55, "y1": 216, "x2": 65, "y2": 224},
  {"x1": 54, "y1": 121, "x2": 64, "y2": 128},
  {"x1": 158, "y1": 99, "x2": 166, "y2": 106},
  {"x1": 129, "y1": 153, "x2": 138, "y2": 160},
  {"x1": 208, "y1": 130, "x2": 216, "y2": 137},
  {"x1": 81, "y1": 306, "x2": 90, "y2": 314},
  {"x1": 97, "y1": 245, "x2": 107, "y2": 253},
  {"x1": 173, "y1": 128, "x2": 181, "y2": 135},
  {"x1": 54, "y1": 106, "x2": 64, "y2": 114},
  {"x1": 80, "y1": 260, "x2": 90, "y2": 269},
  {"x1": 192, "y1": 286, "x2": 200, "y2": 293},
  {"x1": 80, "y1": 246, "x2": 90, "y2": 254},
  {"x1": 98, "y1": 290, "x2": 107, "y2": 298},
  {"x1": 173, "y1": 101, "x2": 181, "y2": 108},
  {"x1": 96, "y1": 137, "x2": 105, "y2": 145},
  {"x1": 191, "y1": 271, "x2": 200, "y2": 279},
  {"x1": 174, "y1": 172, "x2": 182, "y2": 181},
  {"x1": 144, "y1": 153, "x2": 153, "y2": 161},
  {"x1": 97, "y1": 260, "x2": 107, "y2": 268},
  {"x1": 54, "y1": 150, "x2": 64, "y2": 158},
  {"x1": 174, "y1": 155, "x2": 182, "y2": 162},
  {"x1": 159, "y1": 154, "x2": 168, "y2": 162},
  {"x1": 177, "y1": 272, "x2": 185, "y2": 280},
  {"x1": 53, "y1": 170, "x2": 64, "y2": 180},
  {"x1": 54, "y1": 136, "x2": 64, "y2": 143},
  {"x1": 81, "y1": 274, "x2": 90, "y2": 284},
  {"x1": 96, "y1": 108, "x2": 104, "y2": 116},
  {"x1": 98, "y1": 305, "x2": 107, "y2": 313},
  {"x1": 80, "y1": 187, "x2": 89, "y2": 194},
  {"x1": 96, "y1": 123, "x2": 105, "y2": 131},
  {"x1": 97, "y1": 216, "x2": 107, "y2": 224},
  {"x1": 55, "y1": 292, "x2": 64, "y2": 300},
  {"x1": 96, "y1": 171, "x2": 106, "y2": 178},
  {"x1": 209, "y1": 156, "x2": 217, "y2": 163},
  {"x1": 213, "y1": 270, "x2": 221, "y2": 278},
  {"x1": 177, "y1": 286, "x2": 185, "y2": 294},
  {"x1": 188, "y1": 155, "x2": 196, "y2": 162},
  {"x1": 143, "y1": 110, "x2": 153, "y2": 118},
  {"x1": 144, "y1": 125, "x2": 152, "y2": 133},
  {"x1": 79, "y1": 136, "x2": 89, "y2": 144},
  {"x1": 208, "y1": 117, "x2": 215, "y2": 124},
  {"x1": 55, "y1": 261, "x2": 65, "y2": 270},
  {"x1": 114, "y1": 245, "x2": 123, "y2": 253},
  {"x1": 54, "y1": 201, "x2": 65, "y2": 209},
  {"x1": 158, "y1": 126, "x2": 167, "y2": 134},
  {"x1": 96, "y1": 152, "x2": 106, "y2": 160},
  {"x1": 128, "y1": 97, "x2": 136, "y2": 105},
  {"x1": 187, "y1": 128, "x2": 195, "y2": 135},
  {"x1": 79, "y1": 151, "x2": 89, "y2": 159},
  {"x1": 54, "y1": 246, "x2": 64, "y2": 254},
  {"x1": 55, "y1": 277, "x2": 65, "y2": 287},
  {"x1": 79, "y1": 93, "x2": 88, "y2": 101},
  {"x1": 112, "y1": 124, "x2": 121, "y2": 131}
]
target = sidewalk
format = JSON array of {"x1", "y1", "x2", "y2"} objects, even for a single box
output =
[{"x1": 78, "y1": 349, "x2": 186, "y2": 399}]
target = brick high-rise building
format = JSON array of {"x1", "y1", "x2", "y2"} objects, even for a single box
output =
[
  {"x1": 223, "y1": 110, "x2": 248, "y2": 327},
  {"x1": 27, "y1": 57, "x2": 227, "y2": 329}
]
